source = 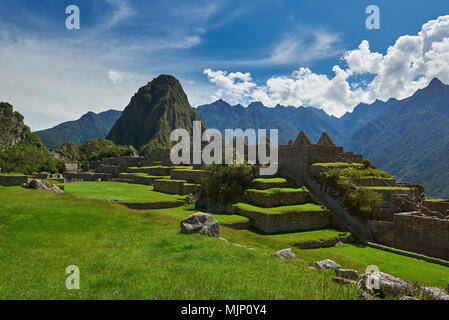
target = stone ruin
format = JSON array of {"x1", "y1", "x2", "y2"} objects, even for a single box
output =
[{"x1": 277, "y1": 130, "x2": 449, "y2": 261}]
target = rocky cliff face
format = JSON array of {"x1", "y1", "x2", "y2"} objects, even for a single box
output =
[
  {"x1": 107, "y1": 75, "x2": 206, "y2": 154},
  {"x1": 0, "y1": 102, "x2": 29, "y2": 151}
]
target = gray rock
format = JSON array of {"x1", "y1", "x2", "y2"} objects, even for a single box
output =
[
  {"x1": 358, "y1": 290, "x2": 375, "y2": 300},
  {"x1": 272, "y1": 248, "x2": 296, "y2": 259},
  {"x1": 335, "y1": 269, "x2": 359, "y2": 281},
  {"x1": 359, "y1": 272, "x2": 413, "y2": 296},
  {"x1": 400, "y1": 296, "x2": 419, "y2": 300},
  {"x1": 445, "y1": 283, "x2": 449, "y2": 293},
  {"x1": 26, "y1": 179, "x2": 64, "y2": 193},
  {"x1": 314, "y1": 259, "x2": 341, "y2": 270},
  {"x1": 180, "y1": 212, "x2": 219, "y2": 237},
  {"x1": 332, "y1": 276, "x2": 357, "y2": 286},
  {"x1": 418, "y1": 287, "x2": 449, "y2": 300}
]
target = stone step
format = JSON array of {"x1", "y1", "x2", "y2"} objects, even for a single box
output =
[
  {"x1": 127, "y1": 166, "x2": 172, "y2": 176},
  {"x1": 154, "y1": 179, "x2": 187, "y2": 195},
  {"x1": 251, "y1": 177, "x2": 295, "y2": 190},
  {"x1": 353, "y1": 178, "x2": 397, "y2": 187},
  {"x1": 234, "y1": 202, "x2": 331, "y2": 234},
  {"x1": 244, "y1": 187, "x2": 314, "y2": 207},
  {"x1": 170, "y1": 169, "x2": 207, "y2": 184},
  {"x1": 118, "y1": 173, "x2": 170, "y2": 185}
]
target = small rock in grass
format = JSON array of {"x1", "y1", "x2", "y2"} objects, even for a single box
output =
[
  {"x1": 26, "y1": 179, "x2": 64, "y2": 193},
  {"x1": 180, "y1": 212, "x2": 219, "y2": 237},
  {"x1": 338, "y1": 233, "x2": 347, "y2": 237},
  {"x1": 335, "y1": 269, "x2": 359, "y2": 281},
  {"x1": 314, "y1": 259, "x2": 341, "y2": 270},
  {"x1": 359, "y1": 271, "x2": 412, "y2": 296},
  {"x1": 418, "y1": 287, "x2": 449, "y2": 300},
  {"x1": 272, "y1": 248, "x2": 296, "y2": 259},
  {"x1": 219, "y1": 237, "x2": 228, "y2": 242},
  {"x1": 332, "y1": 276, "x2": 357, "y2": 286},
  {"x1": 358, "y1": 290, "x2": 375, "y2": 300}
]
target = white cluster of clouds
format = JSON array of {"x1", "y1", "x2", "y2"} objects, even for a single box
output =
[{"x1": 204, "y1": 15, "x2": 449, "y2": 117}]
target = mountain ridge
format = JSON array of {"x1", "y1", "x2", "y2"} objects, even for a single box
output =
[{"x1": 35, "y1": 109, "x2": 122, "y2": 150}]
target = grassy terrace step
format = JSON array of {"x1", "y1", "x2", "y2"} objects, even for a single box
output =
[
  {"x1": 244, "y1": 187, "x2": 313, "y2": 207},
  {"x1": 235, "y1": 203, "x2": 327, "y2": 215},
  {"x1": 148, "y1": 205, "x2": 251, "y2": 228},
  {"x1": 234, "y1": 203, "x2": 331, "y2": 234},
  {"x1": 251, "y1": 177, "x2": 295, "y2": 190},
  {"x1": 65, "y1": 182, "x2": 185, "y2": 203},
  {"x1": 311, "y1": 162, "x2": 363, "y2": 168},
  {"x1": 265, "y1": 229, "x2": 352, "y2": 249}
]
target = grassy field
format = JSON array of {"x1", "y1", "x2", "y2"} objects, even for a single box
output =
[
  {"x1": 253, "y1": 177, "x2": 288, "y2": 183},
  {"x1": 64, "y1": 182, "x2": 185, "y2": 203},
  {"x1": 311, "y1": 162, "x2": 363, "y2": 167},
  {"x1": 0, "y1": 186, "x2": 356, "y2": 300},
  {"x1": 265, "y1": 229, "x2": 349, "y2": 244},
  {"x1": 235, "y1": 203, "x2": 327, "y2": 214},
  {"x1": 245, "y1": 187, "x2": 308, "y2": 194},
  {"x1": 1, "y1": 182, "x2": 448, "y2": 299}
]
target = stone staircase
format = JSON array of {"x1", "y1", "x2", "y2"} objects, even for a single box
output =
[{"x1": 233, "y1": 177, "x2": 331, "y2": 234}]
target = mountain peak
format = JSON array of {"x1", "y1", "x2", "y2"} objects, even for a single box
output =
[
  {"x1": 428, "y1": 77, "x2": 444, "y2": 88},
  {"x1": 107, "y1": 74, "x2": 205, "y2": 153}
]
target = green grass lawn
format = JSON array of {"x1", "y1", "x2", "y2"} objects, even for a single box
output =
[
  {"x1": 120, "y1": 172, "x2": 170, "y2": 179},
  {"x1": 65, "y1": 182, "x2": 184, "y2": 203},
  {"x1": 245, "y1": 187, "x2": 308, "y2": 194},
  {"x1": 360, "y1": 186, "x2": 411, "y2": 190},
  {"x1": 235, "y1": 203, "x2": 327, "y2": 214},
  {"x1": 147, "y1": 205, "x2": 250, "y2": 225},
  {"x1": 266, "y1": 229, "x2": 349, "y2": 244},
  {"x1": 1, "y1": 184, "x2": 448, "y2": 299},
  {"x1": 311, "y1": 162, "x2": 362, "y2": 167},
  {"x1": 0, "y1": 173, "x2": 28, "y2": 176},
  {"x1": 252, "y1": 177, "x2": 288, "y2": 184},
  {"x1": 0, "y1": 186, "x2": 356, "y2": 300}
]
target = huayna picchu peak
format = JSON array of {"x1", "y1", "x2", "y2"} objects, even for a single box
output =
[{"x1": 106, "y1": 75, "x2": 206, "y2": 154}]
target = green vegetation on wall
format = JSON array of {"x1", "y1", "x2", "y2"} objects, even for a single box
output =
[{"x1": 203, "y1": 164, "x2": 255, "y2": 204}]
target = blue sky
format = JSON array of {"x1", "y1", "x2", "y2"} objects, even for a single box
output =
[{"x1": 1, "y1": 0, "x2": 449, "y2": 130}]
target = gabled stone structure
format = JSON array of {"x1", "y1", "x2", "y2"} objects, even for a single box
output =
[
  {"x1": 294, "y1": 131, "x2": 313, "y2": 146},
  {"x1": 279, "y1": 131, "x2": 363, "y2": 183},
  {"x1": 317, "y1": 132, "x2": 337, "y2": 146}
]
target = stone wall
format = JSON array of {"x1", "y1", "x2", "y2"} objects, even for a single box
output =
[
  {"x1": 424, "y1": 200, "x2": 449, "y2": 214},
  {"x1": 244, "y1": 189, "x2": 312, "y2": 207},
  {"x1": 170, "y1": 169, "x2": 207, "y2": 184},
  {"x1": 153, "y1": 179, "x2": 185, "y2": 194},
  {"x1": 368, "y1": 212, "x2": 449, "y2": 261},
  {"x1": 236, "y1": 207, "x2": 331, "y2": 234},
  {"x1": 0, "y1": 175, "x2": 28, "y2": 186},
  {"x1": 63, "y1": 172, "x2": 113, "y2": 181},
  {"x1": 100, "y1": 156, "x2": 145, "y2": 167}
]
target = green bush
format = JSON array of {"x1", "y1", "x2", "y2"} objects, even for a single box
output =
[
  {"x1": 362, "y1": 159, "x2": 371, "y2": 169},
  {"x1": 203, "y1": 164, "x2": 254, "y2": 204},
  {"x1": 344, "y1": 188, "x2": 382, "y2": 220},
  {"x1": 78, "y1": 139, "x2": 137, "y2": 162},
  {"x1": 0, "y1": 132, "x2": 60, "y2": 174},
  {"x1": 57, "y1": 141, "x2": 80, "y2": 162}
]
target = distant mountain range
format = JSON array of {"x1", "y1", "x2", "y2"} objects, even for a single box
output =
[
  {"x1": 345, "y1": 78, "x2": 449, "y2": 198},
  {"x1": 197, "y1": 78, "x2": 449, "y2": 198},
  {"x1": 35, "y1": 110, "x2": 122, "y2": 150},
  {"x1": 35, "y1": 76, "x2": 449, "y2": 197},
  {"x1": 196, "y1": 98, "x2": 396, "y2": 145}
]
